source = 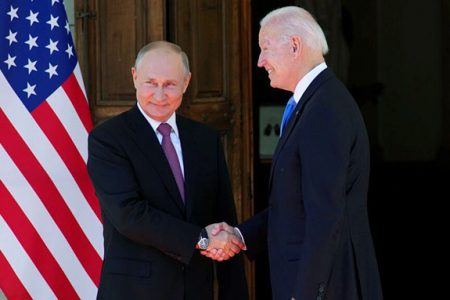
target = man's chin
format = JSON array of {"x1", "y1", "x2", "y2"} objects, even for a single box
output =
[{"x1": 145, "y1": 111, "x2": 170, "y2": 122}]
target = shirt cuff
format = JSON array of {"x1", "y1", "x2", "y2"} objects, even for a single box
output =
[{"x1": 233, "y1": 227, "x2": 247, "y2": 251}]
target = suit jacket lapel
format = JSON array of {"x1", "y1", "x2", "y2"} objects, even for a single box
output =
[
  {"x1": 268, "y1": 68, "x2": 334, "y2": 189},
  {"x1": 125, "y1": 105, "x2": 186, "y2": 215},
  {"x1": 177, "y1": 115, "x2": 209, "y2": 219},
  {"x1": 176, "y1": 116, "x2": 200, "y2": 220}
]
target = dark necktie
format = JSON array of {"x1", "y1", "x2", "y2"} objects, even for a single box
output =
[
  {"x1": 157, "y1": 123, "x2": 185, "y2": 202},
  {"x1": 280, "y1": 96, "x2": 296, "y2": 136}
]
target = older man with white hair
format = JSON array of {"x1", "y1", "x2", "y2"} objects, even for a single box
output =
[{"x1": 204, "y1": 6, "x2": 383, "y2": 300}]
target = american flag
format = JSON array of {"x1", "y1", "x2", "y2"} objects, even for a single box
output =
[{"x1": 0, "y1": 0, "x2": 103, "y2": 299}]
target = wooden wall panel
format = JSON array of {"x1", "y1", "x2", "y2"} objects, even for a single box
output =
[
  {"x1": 168, "y1": 0, "x2": 232, "y2": 129},
  {"x1": 75, "y1": 0, "x2": 165, "y2": 122},
  {"x1": 191, "y1": 0, "x2": 224, "y2": 100},
  {"x1": 98, "y1": 1, "x2": 138, "y2": 103}
]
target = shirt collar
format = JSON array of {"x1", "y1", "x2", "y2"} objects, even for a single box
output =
[
  {"x1": 292, "y1": 62, "x2": 327, "y2": 104},
  {"x1": 136, "y1": 102, "x2": 180, "y2": 137}
]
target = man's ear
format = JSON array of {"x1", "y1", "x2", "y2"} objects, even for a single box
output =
[
  {"x1": 131, "y1": 67, "x2": 138, "y2": 88},
  {"x1": 291, "y1": 36, "x2": 302, "y2": 56},
  {"x1": 183, "y1": 72, "x2": 192, "y2": 93}
]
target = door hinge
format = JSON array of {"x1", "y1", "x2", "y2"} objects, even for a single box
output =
[{"x1": 76, "y1": 10, "x2": 96, "y2": 19}]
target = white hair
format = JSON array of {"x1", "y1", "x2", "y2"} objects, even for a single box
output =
[{"x1": 260, "y1": 6, "x2": 329, "y2": 55}]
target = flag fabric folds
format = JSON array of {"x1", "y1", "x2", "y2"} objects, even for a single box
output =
[{"x1": 0, "y1": 1, "x2": 103, "y2": 299}]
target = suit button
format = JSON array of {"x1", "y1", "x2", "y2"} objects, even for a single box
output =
[
  {"x1": 280, "y1": 167, "x2": 285, "y2": 172},
  {"x1": 181, "y1": 266, "x2": 185, "y2": 271}
]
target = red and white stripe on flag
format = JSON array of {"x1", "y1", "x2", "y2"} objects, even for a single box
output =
[{"x1": 0, "y1": 1, "x2": 103, "y2": 299}]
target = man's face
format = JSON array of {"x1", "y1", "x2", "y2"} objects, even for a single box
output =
[
  {"x1": 257, "y1": 25, "x2": 297, "y2": 91},
  {"x1": 132, "y1": 49, "x2": 191, "y2": 122}
]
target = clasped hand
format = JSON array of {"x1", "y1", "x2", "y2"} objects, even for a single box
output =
[{"x1": 201, "y1": 222, "x2": 245, "y2": 261}]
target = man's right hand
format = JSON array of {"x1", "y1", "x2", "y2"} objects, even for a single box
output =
[{"x1": 200, "y1": 222, "x2": 246, "y2": 261}]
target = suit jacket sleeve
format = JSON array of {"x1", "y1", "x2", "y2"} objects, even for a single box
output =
[
  {"x1": 237, "y1": 209, "x2": 268, "y2": 260},
  {"x1": 87, "y1": 126, "x2": 200, "y2": 265},
  {"x1": 213, "y1": 134, "x2": 249, "y2": 300}
]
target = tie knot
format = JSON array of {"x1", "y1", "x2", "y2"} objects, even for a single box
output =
[
  {"x1": 287, "y1": 96, "x2": 296, "y2": 107},
  {"x1": 280, "y1": 96, "x2": 297, "y2": 136},
  {"x1": 157, "y1": 123, "x2": 172, "y2": 137}
]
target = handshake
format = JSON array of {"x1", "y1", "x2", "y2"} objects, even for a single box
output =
[{"x1": 199, "y1": 222, "x2": 246, "y2": 261}]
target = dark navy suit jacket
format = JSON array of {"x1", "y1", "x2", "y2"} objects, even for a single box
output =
[
  {"x1": 87, "y1": 105, "x2": 248, "y2": 300},
  {"x1": 239, "y1": 69, "x2": 383, "y2": 300}
]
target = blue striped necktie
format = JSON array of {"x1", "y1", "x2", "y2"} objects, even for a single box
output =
[{"x1": 280, "y1": 96, "x2": 296, "y2": 136}]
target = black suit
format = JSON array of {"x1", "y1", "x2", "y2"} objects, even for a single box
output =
[
  {"x1": 87, "y1": 105, "x2": 248, "y2": 300},
  {"x1": 239, "y1": 69, "x2": 383, "y2": 299}
]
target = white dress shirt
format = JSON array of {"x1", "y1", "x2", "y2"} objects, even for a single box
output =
[
  {"x1": 137, "y1": 102, "x2": 185, "y2": 177},
  {"x1": 292, "y1": 62, "x2": 327, "y2": 104}
]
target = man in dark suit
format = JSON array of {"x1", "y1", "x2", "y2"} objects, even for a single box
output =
[
  {"x1": 87, "y1": 41, "x2": 248, "y2": 300},
  {"x1": 203, "y1": 6, "x2": 383, "y2": 300}
]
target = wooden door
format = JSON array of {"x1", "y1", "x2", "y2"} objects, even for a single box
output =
[
  {"x1": 75, "y1": 0, "x2": 255, "y2": 297},
  {"x1": 74, "y1": 0, "x2": 165, "y2": 121}
]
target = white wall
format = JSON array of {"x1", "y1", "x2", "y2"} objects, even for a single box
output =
[{"x1": 65, "y1": 0, "x2": 76, "y2": 41}]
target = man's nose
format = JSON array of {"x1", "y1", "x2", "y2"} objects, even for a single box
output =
[
  {"x1": 257, "y1": 53, "x2": 265, "y2": 68},
  {"x1": 154, "y1": 87, "x2": 165, "y2": 101}
]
